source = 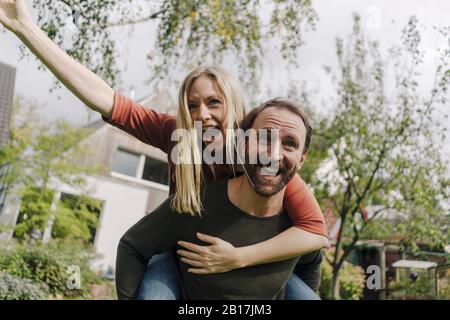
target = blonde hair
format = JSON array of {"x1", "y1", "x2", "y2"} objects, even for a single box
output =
[{"x1": 171, "y1": 66, "x2": 246, "y2": 215}]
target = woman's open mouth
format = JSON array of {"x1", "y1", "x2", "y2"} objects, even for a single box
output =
[{"x1": 202, "y1": 126, "x2": 222, "y2": 143}]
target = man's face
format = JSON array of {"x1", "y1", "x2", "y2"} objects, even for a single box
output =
[{"x1": 244, "y1": 107, "x2": 308, "y2": 197}]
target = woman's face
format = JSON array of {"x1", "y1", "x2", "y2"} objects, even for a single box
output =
[{"x1": 187, "y1": 75, "x2": 227, "y2": 145}]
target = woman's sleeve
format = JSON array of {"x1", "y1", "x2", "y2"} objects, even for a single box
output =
[
  {"x1": 283, "y1": 174, "x2": 328, "y2": 237},
  {"x1": 102, "y1": 91, "x2": 176, "y2": 153}
]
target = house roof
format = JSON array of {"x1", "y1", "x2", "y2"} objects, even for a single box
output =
[{"x1": 392, "y1": 260, "x2": 438, "y2": 269}]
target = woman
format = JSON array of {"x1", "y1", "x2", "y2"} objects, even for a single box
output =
[{"x1": 0, "y1": 0, "x2": 327, "y2": 300}]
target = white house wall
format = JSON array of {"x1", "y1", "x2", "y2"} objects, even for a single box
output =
[{"x1": 53, "y1": 174, "x2": 168, "y2": 273}]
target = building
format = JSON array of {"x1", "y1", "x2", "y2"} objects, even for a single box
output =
[
  {"x1": 0, "y1": 61, "x2": 16, "y2": 147},
  {"x1": 0, "y1": 89, "x2": 176, "y2": 273},
  {"x1": 0, "y1": 62, "x2": 17, "y2": 240},
  {"x1": 57, "y1": 89, "x2": 176, "y2": 272}
]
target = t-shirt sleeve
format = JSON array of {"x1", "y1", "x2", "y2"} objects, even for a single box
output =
[
  {"x1": 102, "y1": 91, "x2": 176, "y2": 153},
  {"x1": 294, "y1": 250, "x2": 323, "y2": 291},
  {"x1": 115, "y1": 199, "x2": 178, "y2": 300},
  {"x1": 283, "y1": 174, "x2": 328, "y2": 237}
]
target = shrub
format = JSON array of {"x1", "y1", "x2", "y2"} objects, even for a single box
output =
[
  {"x1": 0, "y1": 271, "x2": 47, "y2": 300},
  {"x1": 0, "y1": 239, "x2": 102, "y2": 299},
  {"x1": 338, "y1": 261, "x2": 366, "y2": 300},
  {"x1": 320, "y1": 255, "x2": 366, "y2": 300}
]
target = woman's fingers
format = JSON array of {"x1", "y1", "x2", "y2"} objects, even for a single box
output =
[
  {"x1": 196, "y1": 232, "x2": 219, "y2": 245},
  {"x1": 187, "y1": 268, "x2": 214, "y2": 275},
  {"x1": 177, "y1": 249, "x2": 205, "y2": 261},
  {"x1": 177, "y1": 240, "x2": 208, "y2": 254},
  {"x1": 180, "y1": 257, "x2": 204, "y2": 268}
]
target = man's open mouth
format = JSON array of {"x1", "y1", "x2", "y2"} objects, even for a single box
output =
[{"x1": 259, "y1": 165, "x2": 280, "y2": 177}]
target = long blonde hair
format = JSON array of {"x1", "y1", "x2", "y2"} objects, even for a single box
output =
[{"x1": 171, "y1": 66, "x2": 246, "y2": 215}]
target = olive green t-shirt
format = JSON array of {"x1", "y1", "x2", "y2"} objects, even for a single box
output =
[{"x1": 116, "y1": 179, "x2": 300, "y2": 300}]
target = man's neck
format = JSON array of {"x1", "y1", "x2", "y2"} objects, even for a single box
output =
[{"x1": 227, "y1": 175, "x2": 285, "y2": 217}]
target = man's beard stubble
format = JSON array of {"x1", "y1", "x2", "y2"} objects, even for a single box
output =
[{"x1": 244, "y1": 162, "x2": 298, "y2": 197}]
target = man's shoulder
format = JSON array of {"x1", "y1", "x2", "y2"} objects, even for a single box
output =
[
  {"x1": 200, "y1": 179, "x2": 230, "y2": 213},
  {"x1": 146, "y1": 195, "x2": 175, "y2": 216},
  {"x1": 147, "y1": 179, "x2": 230, "y2": 218}
]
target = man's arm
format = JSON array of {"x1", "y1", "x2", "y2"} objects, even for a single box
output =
[
  {"x1": 115, "y1": 199, "x2": 178, "y2": 300},
  {"x1": 294, "y1": 250, "x2": 323, "y2": 291},
  {"x1": 115, "y1": 239, "x2": 150, "y2": 300}
]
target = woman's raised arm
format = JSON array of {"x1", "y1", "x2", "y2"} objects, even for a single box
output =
[{"x1": 0, "y1": 0, "x2": 114, "y2": 117}]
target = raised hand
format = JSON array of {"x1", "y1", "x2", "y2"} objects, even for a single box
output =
[
  {"x1": 0, "y1": 0, "x2": 114, "y2": 117},
  {"x1": 0, "y1": 0, "x2": 33, "y2": 34}
]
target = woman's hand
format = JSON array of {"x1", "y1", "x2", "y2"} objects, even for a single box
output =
[
  {"x1": 0, "y1": 0, "x2": 114, "y2": 117},
  {"x1": 177, "y1": 233, "x2": 245, "y2": 274},
  {"x1": 0, "y1": 0, "x2": 33, "y2": 34}
]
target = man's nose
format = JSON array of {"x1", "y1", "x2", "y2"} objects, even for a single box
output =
[
  {"x1": 263, "y1": 139, "x2": 283, "y2": 163},
  {"x1": 269, "y1": 141, "x2": 283, "y2": 162}
]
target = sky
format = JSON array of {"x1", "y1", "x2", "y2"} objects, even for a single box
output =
[{"x1": 0, "y1": 0, "x2": 449, "y2": 136}]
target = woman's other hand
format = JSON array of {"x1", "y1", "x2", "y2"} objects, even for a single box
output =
[{"x1": 177, "y1": 232, "x2": 245, "y2": 274}]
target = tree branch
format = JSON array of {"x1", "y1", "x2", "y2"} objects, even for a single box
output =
[
  {"x1": 332, "y1": 180, "x2": 352, "y2": 270},
  {"x1": 344, "y1": 165, "x2": 361, "y2": 199},
  {"x1": 57, "y1": 0, "x2": 165, "y2": 30},
  {"x1": 91, "y1": 10, "x2": 165, "y2": 29},
  {"x1": 363, "y1": 206, "x2": 396, "y2": 227}
]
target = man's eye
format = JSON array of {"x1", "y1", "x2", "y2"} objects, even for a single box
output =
[{"x1": 284, "y1": 141, "x2": 297, "y2": 149}]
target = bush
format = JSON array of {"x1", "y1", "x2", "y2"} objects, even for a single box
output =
[
  {"x1": 14, "y1": 186, "x2": 101, "y2": 244},
  {"x1": 388, "y1": 268, "x2": 449, "y2": 300},
  {"x1": 437, "y1": 276, "x2": 450, "y2": 300},
  {"x1": 320, "y1": 256, "x2": 366, "y2": 300},
  {"x1": 338, "y1": 262, "x2": 366, "y2": 300},
  {"x1": 0, "y1": 239, "x2": 103, "y2": 299},
  {"x1": 0, "y1": 271, "x2": 47, "y2": 300}
]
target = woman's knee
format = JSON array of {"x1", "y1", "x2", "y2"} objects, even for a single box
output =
[
  {"x1": 137, "y1": 252, "x2": 181, "y2": 300},
  {"x1": 285, "y1": 273, "x2": 321, "y2": 300}
]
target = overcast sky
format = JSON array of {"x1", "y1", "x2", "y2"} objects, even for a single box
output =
[{"x1": 1, "y1": 0, "x2": 449, "y2": 131}]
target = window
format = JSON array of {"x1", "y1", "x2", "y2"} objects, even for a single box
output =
[
  {"x1": 142, "y1": 157, "x2": 169, "y2": 186},
  {"x1": 59, "y1": 193, "x2": 103, "y2": 244},
  {"x1": 111, "y1": 148, "x2": 169, "y2": 186},
  {"x1": 111, "y1": 148, "x2": 140, "y2": 177}
]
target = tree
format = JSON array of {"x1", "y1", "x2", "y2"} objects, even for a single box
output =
[
  {"x1": 1, "y1": 97, "x2": 103, "y2": 243},
  {"x1": 27, "y1": 0, "x2": 318, "y2": 91},
  {"x1": 311, "y1": 15, "x2": 450, "y2": 299}
]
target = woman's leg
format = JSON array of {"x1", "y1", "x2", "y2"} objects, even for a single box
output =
[
  {"x1": 137, "y1": 251, "x2": 181, "y2": 300},
  {"x1": 285, "y1": 273, "x2": 321, "y2": 300}
]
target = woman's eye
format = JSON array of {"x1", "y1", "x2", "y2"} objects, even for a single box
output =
[
  {"x1": 188, "y1": 104, "x2": 198, "y2": 110},
  {"x1": 209, "y1": 99, "x2": 221, "y2": 105}
]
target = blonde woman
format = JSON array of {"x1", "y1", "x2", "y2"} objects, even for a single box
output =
[{"x1": 0, "y1": 0, "x2": 327, "y2": 299}]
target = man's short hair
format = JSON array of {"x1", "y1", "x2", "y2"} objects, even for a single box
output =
[{"x1": 241, "y1": 98, "x2": 312, "y2": 154}]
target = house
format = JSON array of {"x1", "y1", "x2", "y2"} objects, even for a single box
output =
[{"x1": 1, "y1": 89, "x2": 177, "y2": 273}]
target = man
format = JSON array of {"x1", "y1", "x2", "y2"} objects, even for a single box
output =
[{"x1": 115, "y1": 99, "x2": 328, "y2": 299}]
